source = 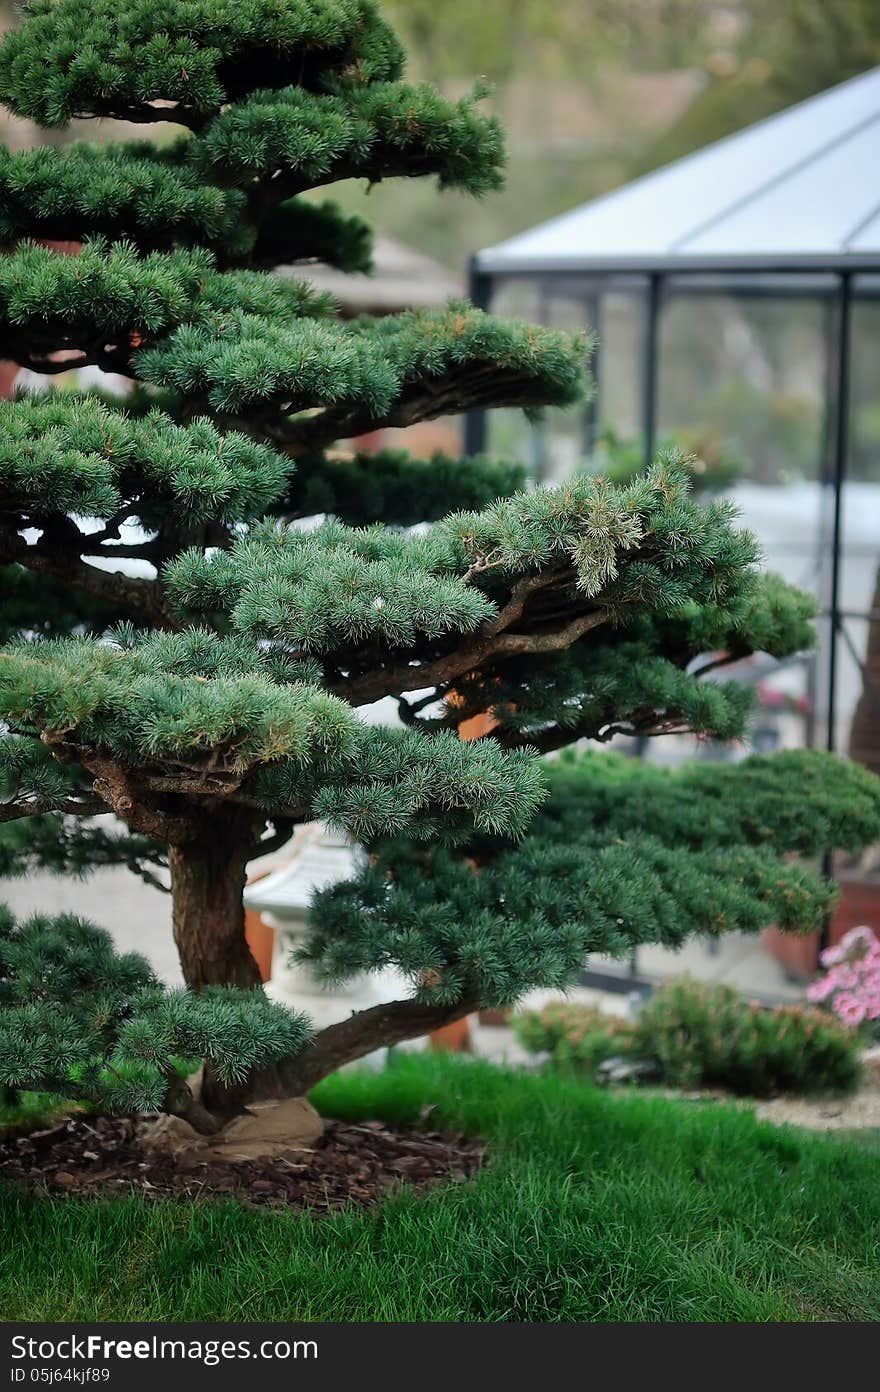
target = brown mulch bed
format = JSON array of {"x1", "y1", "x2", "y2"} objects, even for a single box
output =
[{"x1": 0, "y1": 1114, "x2": 484, "y2": 1211}]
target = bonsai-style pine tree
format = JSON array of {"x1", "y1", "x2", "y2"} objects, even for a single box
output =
[{"x1": 1, "y1": 0, "x2": 879, "y2": 1133}]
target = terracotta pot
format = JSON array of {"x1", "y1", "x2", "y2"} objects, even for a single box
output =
[
  {"x1": 761, "y1": 925, "x2": 821, "y2": 980},
  {"x1": 762, "y1": 874, "x2": 880, "y2": 980},
  {"x1": 244, "y1": 908, "x2": 275, "y2": 984},
  {"x1": 244, "y1": 869, "x2": 276, "y2": 983},
  {"x1": 478, "y1": 1007, "x2": 512, "y2": 1027},
  {"x1": 457, "y1": 710, "x2": 499, "y2": 740},
  {"x1": 0, "y1": 362, "x2": 20, "y2": 399},
  {"x1": 428, "y1": 1017, "x2": 473, "y2": 1052}
]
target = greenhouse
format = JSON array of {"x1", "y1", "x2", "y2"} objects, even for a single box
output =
[
  {"x1": 470, "y1": 65, "x2": 880, "y2": 762},
  {"x1": 469, "y1": 66, "x2": 880, "y2": 968}
]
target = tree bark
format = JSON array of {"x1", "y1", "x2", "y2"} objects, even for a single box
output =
[
  {"x1": 239, "y1": 995, "x2": 480, "y2": 1102},
  {"x1": 167, "y1": 811, "x2": 264, "y2": 991},
  {"x1": 163, "y1": 1072, "x2": 225, "y2": 1135},
  {"x1": 163, "y1": 806, "x2": 477, "y2": 1117}
]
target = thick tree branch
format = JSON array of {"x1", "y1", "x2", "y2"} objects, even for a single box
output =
[
  {"x1": 243, "y1": 994, "x2": 480, "y2": 1101},
  {"x1": 0, "y1": 329, "x2": 133, "y2": 377},
  {"x1": 0, "y1": 792, "x2": 108, "y2": 823},
  {"x1": 61, "y1": 749, "x2": 199, "y2": 846},
  {"x1": 332, "y1": 606, "x2": 610, "y2": 706},
  {"x1": 480, "y1": 567, "x2": 572, "y2": 631},
  {"x1": 690, "y1": 650, "x2": 747, "y2": 680},
  {"x1": 163, "y1": 1073, "x2": 224, "y2": 1135},
  {"x1": 79, "y1": 541, "x2": 162, "y2": 562},
  {"x1": 55, "y1": 102, "x2": 216, "y2": 132},
  {"x1": 486, "y1": 711, "x2": 699, "y2": 754},
  {"x1": 1, "y1": 529, "x2": 174, "y2": 627},
  {"x1": 260, "y1": 366, "x2": 561, "y2": 457},
  {"x1": 245, "y1": 146, "x2": 480, "y2": 223}
]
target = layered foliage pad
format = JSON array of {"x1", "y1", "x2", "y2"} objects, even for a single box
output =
[
  {"x1": 0, "y1": 0, "x2": 406, "y2": 126},
  {"x1": 0, "y1": 145, "x2": 252, "y2": 259},
  {"x1": 134, "y1": 300, "x2": 585, "y2": 426},
  {"x1": 0, "y1": 240, "x2": 331, "y2": 374},
  {"x1": 0, "y1": 905, "x2": 309, "y2": 1105},
  {"x1": 190, "y1": 80, "x2": 504, "y2": 197},
  {"x1": 0, "y1": 395, "x2": 291, "y2": 528},
  {"x1": 166, "y1": 461, "x2": 809, "y2": 727},
  {"x1": 304, "y1": 750, "x2": 880, "y2": 1008},
  {"x1": 0, "y1": 145, "x2": 374, "y2": 272},
  {"x1": 0, "y1": 0, "x2": 500, "y2": 274},
  {"x1": 0, "y1": 631, "x2": 545, "y2": 844},
  {"x1": 447, "y1": 570, "x2": 818, "y2": 750}
]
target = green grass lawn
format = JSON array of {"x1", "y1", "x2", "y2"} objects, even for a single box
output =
[{"x1": 1, "y1": 1054, "x2": 879, "y2": 1322}]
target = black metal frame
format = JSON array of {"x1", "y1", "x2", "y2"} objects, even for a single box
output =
[
  {"x1": 465, "y1": 256, "x2": 879, "y2": 990},
  {"x1": 825, "y1": 271, "x2": 853, "y2": 756}
]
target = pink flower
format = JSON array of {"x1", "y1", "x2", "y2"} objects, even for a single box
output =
[
  {"x1": 809, "y1": 925, "x2": 880, "y2": 1030},
  {"x1": 807, "y1": 976, "x2": 835, "y2": 1002},
  {"x1": 833, "y1": 993, "x2": 867, "y2": 1027},
  {"x1": 839, "y1": 926, "x2": 879, "y2": 961},
  {"x1": 835, "y1": 965, "x2": 859, "y2": 991},
  {"x1": 819, "y1": 944, "x2": 845, "y2": 967}
]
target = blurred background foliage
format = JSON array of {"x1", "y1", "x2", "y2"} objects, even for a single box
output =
[{"x1": 334, "y1": 0, "x2": 880, "y2": 268}]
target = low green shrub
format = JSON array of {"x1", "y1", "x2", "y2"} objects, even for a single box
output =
[
  {"x1": 514, "y1": 1001, "x2": 634, "y2": 1071},
  {"x1": 632, "y1": 979, "x2": 862, "y2": 1096},
  {"x1": 515, "y1": 978, "x2": 863, "y2": 1097}
]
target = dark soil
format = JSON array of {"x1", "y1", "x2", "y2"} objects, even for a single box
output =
[{"x1": 0, "y1": 1114, "x2": 484, "y2": 1211}]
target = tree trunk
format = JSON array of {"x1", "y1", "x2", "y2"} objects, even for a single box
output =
[
  {"x1": 167, "y1": 812, "x2": 263, "y2": 991},
  {"x1": 164, "y1": 810, "x2": 477, "y2": 1120}
]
